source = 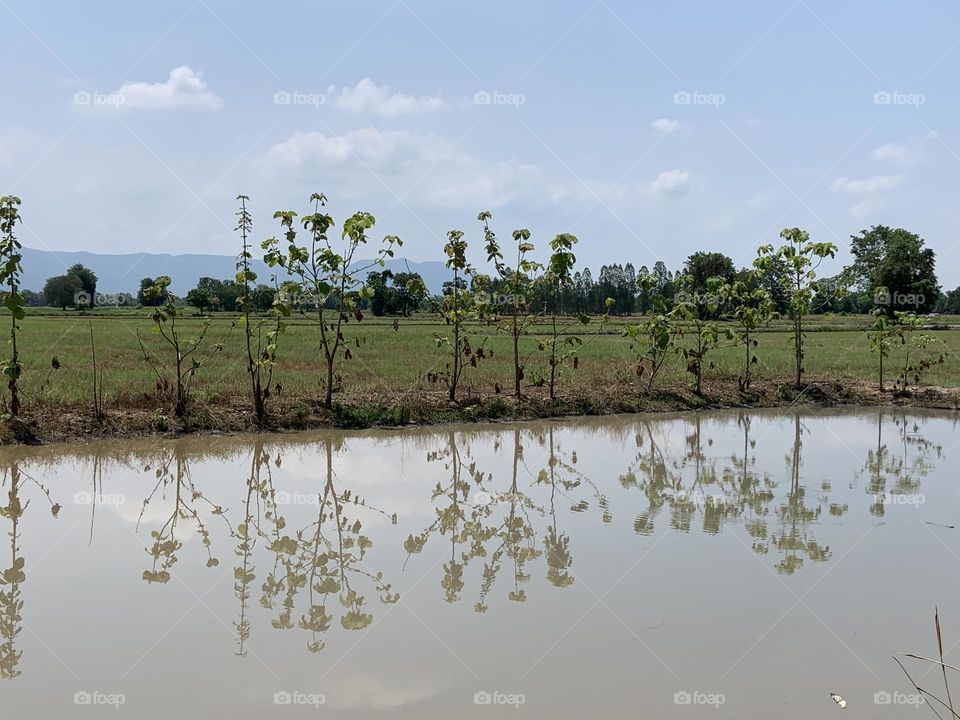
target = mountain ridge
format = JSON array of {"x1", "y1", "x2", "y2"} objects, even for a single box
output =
[{"x1": 21, "y1": 246, "x2": 452, "y2": 296}]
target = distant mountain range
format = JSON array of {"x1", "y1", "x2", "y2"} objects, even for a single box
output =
[{"x1": 21, "y1": 247, "x2": 452, "y2": 296}]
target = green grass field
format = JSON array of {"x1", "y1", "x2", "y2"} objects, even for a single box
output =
[{"x1": 7, "y1": 308, "x2": 959, "y2": 411}]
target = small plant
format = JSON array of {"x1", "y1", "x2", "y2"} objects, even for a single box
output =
[
  {"x1": 894, "y1": 609, "x2": 957, "y2": 719},
  {"x1": 436, "y1": 229, "x2": 488, "y2": 403},
  {"x1": 756, "y1": 228, "x2": 838, "y2": 389},
  {"x1": 235, "y1": 194, "x2": 288, "y2": 426},
  {"x1": 673, "y1": 274, "x2": 732, "y2": 395},
  {"x1": 627, "y1": 271, "x2": 682, "y2": 394},
  {"x1": 894, "y1": 311, "x2": 947, "y2": 390},
  {"x1": 137, "y1": 276, "x2": 224, "y2": 420},
  {"x1": 88, "y1": 321, "x2": 105, "y2": 422},
  {"x1": 542, "y1": 233, "x2": 601, "y2": 401},
  {"x1": 866, "y1": 302, "x2": 898, "y2": 391},
  {"x1": 725, "y1": 275, "x2": 775, "y2": 391},
  {"x1": 478, "y1": 211, "x2": 541, "y2": 400},
  {"x1": 263, "y1": 193, "x2": 400, "y2": 409},
  {"x1": 0, "y1": 196, "x2": 26, "y2": 418}
]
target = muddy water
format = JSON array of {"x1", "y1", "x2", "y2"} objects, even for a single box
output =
[{"x1": 0, "y1": 408, "x2": 958, "y2": 718}]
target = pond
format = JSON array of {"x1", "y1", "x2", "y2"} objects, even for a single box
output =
[{"x1": 1, "y1": 408, "x2": 958, "y2": 718}]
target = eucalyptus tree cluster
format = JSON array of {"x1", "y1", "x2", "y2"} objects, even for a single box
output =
[{"x1": 263, "y1": 193, "x2": 401, "y2": 409}]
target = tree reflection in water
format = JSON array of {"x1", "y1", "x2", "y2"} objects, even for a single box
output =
[
  {"x1": 860, "y1": 412, "x2": 943, "y2": 517},
  {"x1": 0, "y1": 462, "x2": 57, "y2": 679},
  {"x1": 258, "y1": 437, "x2": 399, "y2": 653},
  {"x1": 0, "y1": 408, "x2": 948, "y2": 679},
  {"x1": 138, "y1": 447, "x2": 232, "y2": 584}
]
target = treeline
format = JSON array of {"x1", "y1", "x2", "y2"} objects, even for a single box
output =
[{"x1": 28, "y1": 226, "x2": 951, "y2": 320}]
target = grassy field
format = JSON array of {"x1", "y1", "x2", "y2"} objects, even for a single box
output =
[{"x1": 7, "y1": 308, "x2": 960, "y2": 415}]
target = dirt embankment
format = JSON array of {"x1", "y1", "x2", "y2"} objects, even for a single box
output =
[{"x1": 2, "y1": 376, "x2": 958, "y2": 447}]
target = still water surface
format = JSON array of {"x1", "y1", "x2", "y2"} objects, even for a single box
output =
[{"x1": 1, "y1": 408, "x2": 958, "y2": 718}]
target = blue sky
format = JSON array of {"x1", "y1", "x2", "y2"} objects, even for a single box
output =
[{"x1": 2, "y1": 0, "x2": 959, "y2": 286}]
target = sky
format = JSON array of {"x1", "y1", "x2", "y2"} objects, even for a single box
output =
[{"x1": 2, "y1": 0, "x2": 959, "y2": 287}]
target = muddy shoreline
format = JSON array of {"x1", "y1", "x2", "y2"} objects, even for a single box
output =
[{"x1": 2, "y1": 375, "x2": 957, "y2": 447}]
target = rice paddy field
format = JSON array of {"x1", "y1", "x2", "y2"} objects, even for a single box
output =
[{"x1": 9, "y1": 308, "x2": 960, "y2": 411}]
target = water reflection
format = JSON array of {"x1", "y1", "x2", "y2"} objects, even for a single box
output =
[
  {"x1": 256, "y1": 436, "x2": 400, "y2": 652},
  {"x1": 0, "y1": 462, "x2": 58, "y2": 679},
  {"x1": 860, "y1": 412, "x2": 943, "y2": 517},
  {"x1": 138, "y1": 447, "x2": 230, "y2": 584},
  {"x1": 403, "y1": 427, "x2": 610, "y2": 609},
  {"x1": 0, "y1": 408, "x2": 955, "y2": 689}
]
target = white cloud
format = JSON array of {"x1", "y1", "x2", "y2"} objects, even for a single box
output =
[
  {"x1": 651, "y1": 117, "x2": 681, "y2": 134},
  {"x1": 651, "y1": 168, "x2": 691, "y2": 195},
  {"x1": 746, "y1": 192, "x2": 774, "y2": 209},
  {"x1": 832, "y1": 173, "x2": 904, "y2": 219},
  {"x1": 262, "y1": 128, "x2": 692, "y2": 209},
  {"x1": 112, "y1": 66, "x2": 222, "y2": 110},
  {"x1": 263, "y1": 127, "x2": 447, "y2": 173},
  {"x1": 872, "y1": 142, "x2": 907, "y2": 162},
  {"x1": 848, "y1": 198, "x2": 883, "y2": 219},
  {"x1": 831, "y1": 174, "x2": 904, "y2": 194},
  {"x1": 331, "y1": 78, "x2": 445, "y2": 116},
  {"x1": 871, "y1": 133, "x2": 936, "y2": 165}
]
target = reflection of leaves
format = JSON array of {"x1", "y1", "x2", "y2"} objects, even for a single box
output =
[
  {"x1": 341, "y1": 610, "x2": 373, "y2": 630},
  {"x1": 544, "y1": 527, "x2": 574, "y2": 588},
  {"x1": 139, "y1": 451, "x2": 230, "y2": 586},
  {"x1": 1, "y1": 464, "x2": 57, "y2": 680},
  {"x1": 859, "y1": 413, "x2": 942, "y2": 518},
  {"x1": 410, "y1": 427, "x2": 592, "y2": 608},
  {"x1": 617, "y1": 413, "x2": 908, "y2": 575},
  {"x1": 268, "y1": 536, "x2": 298, "y2": 555},
  {"x1": 259, "y1": 438, "x2": 398, "y2": 652}
]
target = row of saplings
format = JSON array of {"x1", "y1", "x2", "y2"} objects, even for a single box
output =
[{"x1": 0, "y1": 194, "x2": 947, "y2": 432}]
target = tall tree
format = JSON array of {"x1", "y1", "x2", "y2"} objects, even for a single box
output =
[
  {"x1": 849, "y1": 226, "x2": 940, "y2": 313},
  {"x1": 683, "y1": 252, "x2": 736, "y2": 292},
  {"x1": 67, "y1": 263, "x2": 97, "y2": 308},
  {"x1": 43, "y1": 274, "x2": 83, "y2": 309},
  {"x1": 756, "y1": 228, "x2": 837, "y2": 389}
]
